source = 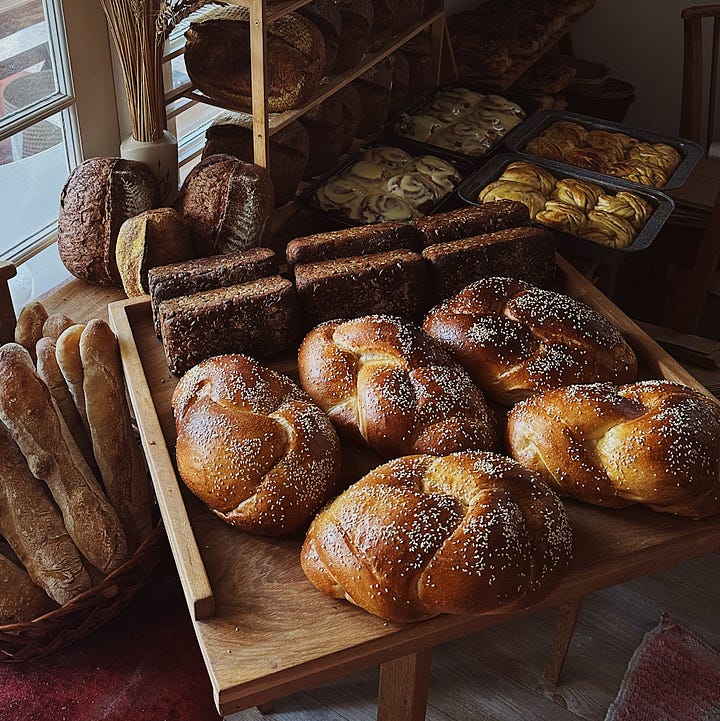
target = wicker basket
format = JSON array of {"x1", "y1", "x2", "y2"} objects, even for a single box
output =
[{"x1": 0, "y1": 521, "x2": 165, "y2": 662}]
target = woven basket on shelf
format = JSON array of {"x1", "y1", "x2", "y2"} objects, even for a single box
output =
[{"x1": 0, "y1": 521, "x2": 165, "y2": 662}]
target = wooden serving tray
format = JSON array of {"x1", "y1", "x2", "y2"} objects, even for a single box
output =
[{"x1": 108, "y1": 256, "x2": 720, "y2": 716}]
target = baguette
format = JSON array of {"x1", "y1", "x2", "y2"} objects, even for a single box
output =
[
  {"x1": 14, "y1": 300, "x2": 48, "y2": 362},
  {"x1": 0, "y1": 553, "x2": 56, "y2": 625},
  {"x1": 55, "y1": 324, "x2": 89, "y2": 435},
  {"x1": 0, "y1": 422, "x2": 92, "y2": 604},
  {"x1": 0, "y1": 343, "x2": 128, "y2": 573},
  {"x1": 80, "y1": 320, "x2": 153, "y2": 550},
  {"x1": 42, "y1": 313, "x2": 75, "y2": 341},
  {"x1": 36, "y1": 336, "x2": 96, "y2": 471}
]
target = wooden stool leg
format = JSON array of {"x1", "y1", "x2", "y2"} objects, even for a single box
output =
[
  {"x1": 543, "y1": 597, "x2": 583, "y2": 688},
  {"x1": 256, "y1": 702, "x2": 274, "y2": 714},
  {"x1": 377, "y1": 649, "x2": 432, "y2": 721}
]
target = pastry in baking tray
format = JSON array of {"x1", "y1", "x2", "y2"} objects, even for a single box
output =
[
  {"x1": 427, "y1": 95, "x2": 472, "y2": 120},
  {"x1": 315, "y1": 178, "x2": 367, "y2": 216},
  {"x1": 477, "y1": 180, "x2": 547, "y2": 219},
  {"x1": 429, "y1": 122, "x2": 496, "y2": 155},
  {"x1": 361, "y1": 146, "x2": 413, "y2": 171},
  {"x1": 342, "y1": 159, "x2": 389, "y2": 188},
  {"x1": 525, "y1": 136, "x2": 567, "y2": 163},
  {"x1": 628, "y1": 142, "x2": 682, "y2": 174},
  {"x1": 585, "y1": 129, "x2": 635, "y2": 156},
  {"x1": 541, "y1": 120, "x2": 588, "y2": 147},
  {"x1": 481, "y1": 94, "x2": 526, "y2": 118},
  {"x1": 397, "y1": 113, "x2": 446, "y2": 143},
  {"x1": 607, "y1": 160, "x2": 669, "y2": 187},
  {"x1": 595, "y1": 191, "x2": 653, "y2": 230},
  {"x1": 404, "y1": 155, "x2": 462, "y2": 193},
  {"x1": 465, "y1": 107, "x2": 521, "y2": 133},
  {"x1": 499, "y1": 161, "x2": 557, "y2": 196},
  {"x1": 583, "y1": 209, "x2": 636, "y2": 248},
  {"x1": 351, "y1": 193, "x2": 420, "y2": 223},
  {"x1": 551, "y1": 178, "x2": 604, "y2": 213},
  {"x1": 386, "y1": 173, "x2": 441, "y2": 210},
  {"x1": 535, "y1": 200, "x2": 587, "y2": 235},
  {"x1": 435, "y1": 87, "x2": 486, "y2": 110},
  {"x1": 563, "y1": 147, "x2": 611, "y2": 173}
]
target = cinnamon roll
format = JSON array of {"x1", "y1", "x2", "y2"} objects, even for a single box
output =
[
  {"x1": 315, "y1": 178, "x2": 366, "y2": 217},
  {"x1": 541, "y1": 121, "x2": 588, "y2": 146},
  {"x1": 607, "y1": 160, "x2": 669, "y2": 188},
  {"x1": 477, "y1": 180, "x2": 546, "y2": 219},
  {"x1": 403, "y1": 156, "x2": 462, "y2": 194},
  {"x1": 427, "y1": 96, "x2": 470, "y2": 119},
  {"x1": 479, "y1": 95, "x2": 526, "y2": 118},
  {"x1": 386, "y1": 173, "x2": 441, "y2": 210},
  {"x1": 499, "y1": 161, "x2": 557, "y2": 197},
  {"x1": 465, "y1": 108, "x2": 521, "y2": 133},
  {"x1": 361, "y1": 146, "x2": 413, "y2": 171},
  {"x1": 342, "y1": 160, "x2": 389, "y2": 188},
  {"x1": 395, "y1": 113, "x2": 445, "y2": 142},
  {"x1": 583, "y1": 209, "x2": 636, "y2": 248},
  {"x1": 563, "y1": 147, "x2": 612, "y2": 173},
  {"x1": 429, "y1": 122, "x2": 495, "y2": 155},
  {"x1": 552, "y1": 178, "x2": 604, "y2": 213},
  {"x1": 351, "y1": 193, "x2": 420, "y2": 223},
  {"x1": 435, "y1": 87, "x2": 485, "y2": 110},
  {"x1": 585, "y1": 129, "x2": 634, "y2": 159},
  {"x1": 535, "y1": 200, "x2": 586, "y2": 236},
  {"x1": 525, "y1": 136, "x2": 567, "y2": 163},
  {"x1": 628, "y1": 142, "x2": 682, "y2": 175},
  {"x1": 595, "y1": 191, "x2": 654, "y2": 230}
]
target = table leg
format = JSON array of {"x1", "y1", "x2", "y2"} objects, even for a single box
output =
[
  {"x1": 543, "y1": 597, "x2": 583, "y2": 688},
  {"x1": 377, "y1": 649, "x2": 432, "y2": 721}
]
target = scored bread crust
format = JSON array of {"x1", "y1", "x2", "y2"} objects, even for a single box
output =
[{"x1": 301, "y1": 451, "x2": 573, "y2": 622}]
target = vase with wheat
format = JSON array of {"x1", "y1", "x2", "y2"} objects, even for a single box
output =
[{"x1": 99, "y1": 0, "x2": 209, "y2": 203}]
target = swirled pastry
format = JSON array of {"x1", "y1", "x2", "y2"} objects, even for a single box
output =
[
  {"x1": 552, "y1": 178, "x2": 604, "y2": 213},
  {"x1": 525, "y1": 136, "x2": 566, "y2": 162},
  {"x1": 499, "y1": 161, "x2": 557, "y2": 196},
  {"x1": 541, "y1": 120, "x2": 588, "y2": 146},
  {"x1": 342, "y1": 159, "x2": 389, "y2": 188},
  {"x1": 607, "y1": 160, "x2": 669, "y2": 187},
  {"x1": 595, "y1": 191, "x2": 653, "y2": 230},
  {"x1": 429, "y1": 122, "x2": 495, "y2": 154},
  {"x1": 583, "y1": 209, "x2": 636, "y2": 248},
  {"x1": 480, "y1": 94, "x2": 526, "y2": 118},
  {"x1": 535, "y1": 200, "x2": 586, "y2": 235},
  {"x1": 398, "y1": 113, "x2": 446, "y2": 142},
  {"x1": 386, "y1": 173, "x2": 441, "y2": 209},
  {"x1": 628, "y1": 142, "x2": 682, "y2": 174},
  {"x1": 563, "y1": 147, "x2": 611, "y2": 172},
  {"x1": 351, "y1": 193, "x2": 419, "y2": 223},
  {"x1": 361, "y1": 146, "x2": 413, "y2": 170},
  {"x1": 315, "y1": 178, "x2": 366, "y2": 216},
  {"x1": 404, "y1": 156, "x2": 462, "y2": 193},
  {"x1": 465, "y1": 108, "x2": 521, "y2": 133},
  {"x1": 585, "y1": 129, "x2": 632, "y2": 161},
  {"x1": 427, "y1": 96, "x2": 470, "y2": 119},
  {"x1": 477, "y1": 180, "x2": 546, "y2": 219},
  {"x1": 435, "y1": 87, "x2": 485, "y2": 110}
]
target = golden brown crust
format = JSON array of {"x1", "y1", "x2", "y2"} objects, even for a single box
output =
[
  {"x1": 297, "y1": 315, "x2": 498, "y2": 458},
  {"x1": 301, "y1": 451, "x2": 573, "y2": 622},
  {"x1": 42, "y1": 313, "x2": 75, "y2": 341},
  {"x1": 0, "y1": 553, "x2": 56, "y2": 624},
  {"x1": 507, "y1": 380, "x2": 720, "y2": 518},
  {"x1": 172, "y1": 354, "x2": 341, "y2": 536},
  {"x1": 14, "y1": 301, "x2": 48, "y2": 363},
  {"x1": 551, "y1": 178, "x2": 603, "y2": 214},
  {"x1": 477, "y1": 180, "x2": 546, "y2": 219},
  {"x1": 535, "y1": 200, "x2": 586, "y2": 235}
]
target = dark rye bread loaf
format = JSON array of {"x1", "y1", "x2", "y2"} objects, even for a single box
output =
[
  {"x1": 148, "y1": 248, "x2": 278, "y2": 335},
  {"x1": 174, "y1": 155, "x2": 274, "y2": 257},
  {"x1": 285, "y1": 222, "x2": 421, "y2": 271},
  {"x1": 294, "y1": 249, "x2": 429, "y2": 328},
  {"x1": 158, "y1": 275, "x2": 298, "y2": 376},
  {"x1": 422, "y1": 226, "x2": 556, "y2": 300},
  {"x1": 298, "y1": 0, "x2": 343, "y2": 73},
  {"x1": 184, "y1": 6, "x2": 326, "y2": 113},
  {"x1": 58, "y1": 158, "x2": 160, "y2": 286},
  {"x1": 332, "y1": 0, "x2": 374, "y2": 72},
  {"x1": 411, "y1": 201, "x2": 531, "y2": 248}
]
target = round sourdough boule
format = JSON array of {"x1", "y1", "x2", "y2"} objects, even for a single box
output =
[
  {"x1": 115, "y1": 208, "x2": 193, "y2": 297},
  {"x1": 301, "y1": 451, "x2": 573, "y2": 622},
  {"x1": 58, "y1": 157, "x2": 160, "y2": 286},
  {"x1": 172, "y1": 354, "x2": 342, "y2": 536},
  {"x1": 174, "y1": 154, "x2": 274, "y2": 257}
]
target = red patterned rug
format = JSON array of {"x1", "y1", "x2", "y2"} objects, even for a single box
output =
[{"x1": 605, "y1": 614, "x2": 720, "y2": 721}]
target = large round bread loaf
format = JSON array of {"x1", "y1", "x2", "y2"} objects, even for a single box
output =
[
  {"x1": 58, "y1": 158, "x2": 160, "y2": 286},
  {"x1": 298, "y1": 0, "x2": 342, "y2": 73},
  {"x1": 174, "y1": 155, "x2": 274, "y2": 257},
  {"x1": 423, "y1": 277, "x2": 638, "y2": 405},
  {"x1": 297, "y1": 315, "x2": 498, "y2": 458},
  {"x1": 506, "y1": 380, "x2": 720, "y2": 518},
  {"x1": 184, "y1": 6, "x2": 326, "y2": 113},
  {"x1": 301, "y1": 451, "x2": 573, "y2": 622},
  {"x1": 172, "y1": 354, "x2": 341, "y2": 536}
]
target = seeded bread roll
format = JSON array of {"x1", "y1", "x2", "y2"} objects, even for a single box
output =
[
  {"x1": 285, "y1": 222, "x2": 421, "y2": 271},
  {"x1": 421, "y1": 226, "x2": 556, "y2": 300},
  {"x1": 158, "y1": 276, "x2": 298, "y2": 376},
  {"x1": 423, "y1": 277, "x2": 637, "y2": 405},
  {"x1": 298, "y1": 315, "x2": 498, "y2": 458},
  {"x1": 148, "y1": 248, "x2": 278, "y2": 335},
  {"x1": 302, "y1": 451, "x2": 572, "y2": 622},
  {"x1": 58, "y1": 158, "x2": 160, "y2": 286},
  {"x1": 507, "y1": 381, "x2": 720, "y2": 518},
  {"x1": 411, "y1": 202, "x2": 531, "y2": 247},
  {"x1": 172, "y1": 354, "x2": 341, "y2": 536},
  {"x1": 174, "y1": 155, "x2": 274, "y2": 257},
  {"x1": 202, "y1": 114, "x2": 310, "y2": 207},
  {"x1": 184, "y1": 6, "x2": 326, "y2": 112},
  {"x1": 294, "y1": 250, "x2": 430, "y2": 328}
]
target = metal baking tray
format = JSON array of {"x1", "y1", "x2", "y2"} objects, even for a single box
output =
[
  {"x1": 457, "y1": 153, "x2": 676, "y2": 265},
  {"x1": 384, "y1": 84, "x2": 541, "y2": 164},
  {"x1": 505, "y1": 109, "x2": 703, "y2": 191},
  {"x1": 301, "y1": 141, "x2": 475, "y2": 228}
]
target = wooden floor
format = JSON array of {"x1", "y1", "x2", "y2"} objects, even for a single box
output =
[{"x1": 226, "y1": 550, "x2": 720, "y2": 721}]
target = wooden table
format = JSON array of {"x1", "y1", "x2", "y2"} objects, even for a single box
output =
[{"x1": 9, "y1": 263, "x2": 720, "y2": 721}]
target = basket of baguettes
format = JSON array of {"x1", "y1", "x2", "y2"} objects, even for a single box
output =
[
  {"x1": 0, "y1": 303, "x2": 160, "y2": 661},
  {"x1": 118, "y1": 201, "x2": 720, "y2": 625}
]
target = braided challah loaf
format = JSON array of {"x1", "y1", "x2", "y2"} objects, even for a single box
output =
[
  {"x1": 172, "y1": 354, "x2": 341, "y2": 535},
  {"x1": 297, "y1": 315, "x2": 498, "y2": 458},
  {"x1": 507, "y1": 381, "x2": 720, "y2": 518},
  {"x1": 423, "y1": 278, "x2": 637, "y2": 405},
  {"x1": 301, "y1": 451, "x2": 573, "y2": 622}
]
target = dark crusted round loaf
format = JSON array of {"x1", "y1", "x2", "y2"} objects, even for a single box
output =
[
  {"x1": 423, "y1": 277, "x2": 638, "y2": 405},
  {"x1": 202, "y1": 113, "x2": 309, "y2": 207},
  {"x1": 174, "y1": 154, "x2": 274, "y2": 257},
  {"x1": 184, "y1": 6, "x2": 326, "y2": 113},
  {"x1": 301, "y1": 450, "x2": 573, "y2": 622},
  {"x1": 507, "y1": 380, "x2": 720, "y2": 518},
  {"x1": 58, "y1": 158, "x2": 160, "y2": 286},
  {"x1": 352, "y1": 56, "x2": 394, "y2": 138},
  {"x1": 332, "y1": 0, "x2": 374, "y2": 72},
  {"x1": 297, "y1": 314, "x2": 498, "y2": 458},
  {"x1": 298, "y1": 0, "x2": 343, "y2": 73},
  {"x1": 172, "y1": 354, "x2": 341, "y2": 536}
]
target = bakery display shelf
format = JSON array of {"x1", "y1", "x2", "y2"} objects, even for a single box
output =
[
  {"x1": 458, "y1": 152, "x2": 676, "y2": 265},
  {"x1": 505, "y1": 110, "x2": 704, "y2": 191},
  {"x1": 181, "y1": 9, "x2": 445, "y2": 138},
  {"x1": 109, "y1": 260, "x2": 720, "y2": 716}
]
